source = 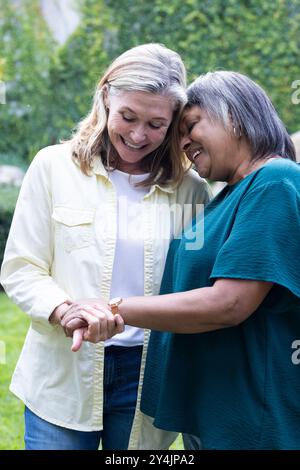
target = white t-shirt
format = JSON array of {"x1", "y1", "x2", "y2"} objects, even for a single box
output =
[{"x1": 105, "y1": 169, "x2": 150, "y2": 347}]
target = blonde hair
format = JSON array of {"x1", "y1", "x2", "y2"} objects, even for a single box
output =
[{"x1": 70, "y1": 43, "x2": 188, "y2": 187}]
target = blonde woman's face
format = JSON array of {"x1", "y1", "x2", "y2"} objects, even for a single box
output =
[{"x1": 105, "y1": 91, "x2": 173, "y2": 173}]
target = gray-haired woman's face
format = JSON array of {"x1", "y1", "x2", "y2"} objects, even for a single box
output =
[{"x1": 180, "y1": 105, "x2": 247, "y2": 183}]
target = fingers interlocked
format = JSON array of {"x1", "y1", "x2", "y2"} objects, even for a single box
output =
[{"x1": 60, "y1": 300, "x2": 125, "y2": 351}]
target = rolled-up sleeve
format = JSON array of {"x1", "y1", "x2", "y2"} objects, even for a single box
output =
[
  {"x1": 210, "y1": 181, "x2": 300, "y2": 299},
  {"x1": 0, "y1": 149, "x2": 70, "y2": 333}
]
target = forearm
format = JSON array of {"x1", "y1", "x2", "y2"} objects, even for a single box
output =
[
  {"x1": 0, "y1": 150, "x2": 71, "y2": 332},
  {"x1": 119, "y1": 286, "x2": 235, "y2": 333},
  {"x1": 118, "y1": 278, "x2": 273, "y2": 333},
  {"x1": 1, "y1": 263, "x2": 71, "y2": 329}
]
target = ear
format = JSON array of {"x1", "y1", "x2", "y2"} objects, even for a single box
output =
[
  {"x1": 102, "y1": 84, "x2": 109, "y2": 110},
  {"x1": 228, "y1": 109, "x2": 241, "y2": 139}
]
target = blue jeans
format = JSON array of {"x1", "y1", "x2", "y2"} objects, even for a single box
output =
[{"x1": 24, "y1": 345, "x2": 143, "y2": 450}]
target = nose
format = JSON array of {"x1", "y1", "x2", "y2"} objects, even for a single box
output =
[
  {"x1": 180, "y1": 134, "x2": 192, "y2": 152},
  {"x1": 130, "y1": 125, "x2": 146, "y2": 143}
]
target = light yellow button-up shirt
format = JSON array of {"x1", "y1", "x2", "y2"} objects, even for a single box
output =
[{"x1": 0, "y1": 143, "x2": 211, "y2": 446}]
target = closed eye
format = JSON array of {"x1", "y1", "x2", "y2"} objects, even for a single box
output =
[
  {"x1": 149, "y1": 122, "x2": 163, "y2": 129},
  {"x1": 187, "y1": 122, "x2": 196, "y2": 132},
  {"x1": 122, "y1": 114, "x2": 135, "y2": 122},
  {"x1": 181, "y1": 120, "x2": 196, "y2": 134}
]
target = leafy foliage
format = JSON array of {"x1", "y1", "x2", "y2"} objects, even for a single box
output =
[
  {"x1": 0, "y1": 0, "x2": 299, "y2": 165},
  {"x1": 0, "y1": 0, "x2": 55, "y2": 161},
  {"x1": 104, "y1": 0, "x2": 300, "y2": 133},
  {"x1": 46, "y1": 0, "x2": 111, "y2": 144},
  {"x1": 0, "y1": 185, "x2": 19, "y2": 269}
]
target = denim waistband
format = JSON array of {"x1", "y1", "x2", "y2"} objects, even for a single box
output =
[{"x1": 104, "y1": 345, "x2": 143, "y2": 355}]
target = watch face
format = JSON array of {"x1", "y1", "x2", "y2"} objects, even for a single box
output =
[{"x1": 109, "y1": 297, "x2": 122, "y2": 306}]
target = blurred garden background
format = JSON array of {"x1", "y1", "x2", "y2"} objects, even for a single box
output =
[{"x1": 1, "y1": 0, "x2": 300, "y2": 450}]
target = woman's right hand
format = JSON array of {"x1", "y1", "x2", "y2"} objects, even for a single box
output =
[
  {"x1": 60, "y1": 299, "x2": 124, "y2": 351},
  {"x1": 49, "y1": 301, "x2": 73, "y2": 325}
]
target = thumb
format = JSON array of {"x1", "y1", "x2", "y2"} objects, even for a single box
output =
[
  {"x1": 114, "y1": 314, "x2": 125, "y2": 333},
  {"x1": 71, "y1": 328, "x2": 85, "y2": 352}
]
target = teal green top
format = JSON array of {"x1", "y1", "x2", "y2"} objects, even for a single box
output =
[{"x1": 141, "y1": 159, "x2": 300, "y2": 450}]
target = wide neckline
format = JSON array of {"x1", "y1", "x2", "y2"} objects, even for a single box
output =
[
  {"x1": 110, "y1": 168, "x2": 150, "y2": 179},
  {"x1": 225, "y1": 158, "x2": 281, "y2": 190}
]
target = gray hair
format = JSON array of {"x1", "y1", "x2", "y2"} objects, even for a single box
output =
[{"x1": 187, "y1": 71, "x2": 296, "y2": 161}]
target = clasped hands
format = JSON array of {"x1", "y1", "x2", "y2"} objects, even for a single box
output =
[{"x1": 54, "y1": 299, "x2": 125, "y2": 352}]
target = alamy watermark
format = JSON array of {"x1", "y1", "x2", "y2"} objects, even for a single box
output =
[
  {"x1": 0, "y1": 340, "x2": 6, "y2": 365},
  {"x1": 291, "y1": 80, "x2": 300, "y2": 105},
  {"x1": 0, "y1": 80, "x2": 6, "y2": 104},
  {"x1": 111, "y1": 199, "x2": 204, "y2": 251},
  {"x1": 291, "y1": 339, "x2": 300, "y2": 365}
]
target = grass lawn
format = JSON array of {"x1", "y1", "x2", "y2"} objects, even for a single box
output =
[
  {"x1": 0, "y1": 292, "x2": 29, "y2": 450},
  {"x1": 0, "y1": 292, "x2": 183, "y2": 450}
]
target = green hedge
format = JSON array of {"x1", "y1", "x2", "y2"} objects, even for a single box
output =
[
  {"x1": 1, "y1": 0, "x2": 299, "y2": 168},
  {"x1": 0, "y1": 0, "x2": 55, "y2": 162},
  {"x1": 0, "y1": 185, "x2": 19, "y2": 278},
  {"x1": 103, "y1": 0, "x2": 300, "y2": 134}
]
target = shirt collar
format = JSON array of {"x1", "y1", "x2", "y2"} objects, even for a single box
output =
[
  {"x1": 90, "y1": 157, "x2": 109, "y2": 178},
  {"x1": 90, "y1": 157, "x2": 175, "y2": 194}
]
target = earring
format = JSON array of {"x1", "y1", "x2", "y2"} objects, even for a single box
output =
[{"x1": 233, "y1": 126, "x2": 241, "y2": 138}]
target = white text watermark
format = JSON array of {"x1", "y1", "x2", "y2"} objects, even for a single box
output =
[
  {"x1": 103, "y1": 200, "x2": 205, "y2": 251},
  {"x1": 0, "y1": 80, "x2": 6, "y2": 104},
  {"x1": 291, "y1": 80, "x2": 300, "y2": 105},
  {"x1": 0, "y1": 341, "x2": 6, "y2": 365},
  {"x1": 291, "y1": 339, "x2": 300, "y2": 365}
]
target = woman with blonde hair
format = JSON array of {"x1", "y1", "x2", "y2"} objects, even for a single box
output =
[{"x1": 1, "y1": 43, "x2": 211, "y2": 450}]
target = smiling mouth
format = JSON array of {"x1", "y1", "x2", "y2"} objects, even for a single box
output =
[
  {"x1": 190, "y1": 149, "x2": 203, "y2": 162},
  {"x1": 120, "y1": 136, "x2": 147, "y2": 150}
]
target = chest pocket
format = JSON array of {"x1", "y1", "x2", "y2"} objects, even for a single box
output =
[{"x1": 52, "y1": 207, "x2": 95, "y2": 252}]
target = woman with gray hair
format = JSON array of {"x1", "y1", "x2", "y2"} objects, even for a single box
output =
[
  {"x1": 0, "y1": 44, "x2": 211, "y2": 450},
  {"x1": 62, "y1": 71, "x2": 300, "y2": 449}
]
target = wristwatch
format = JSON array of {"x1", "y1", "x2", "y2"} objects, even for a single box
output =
[{"x1": 108, "y1": 297, "x2": 123, "y2": 315}]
